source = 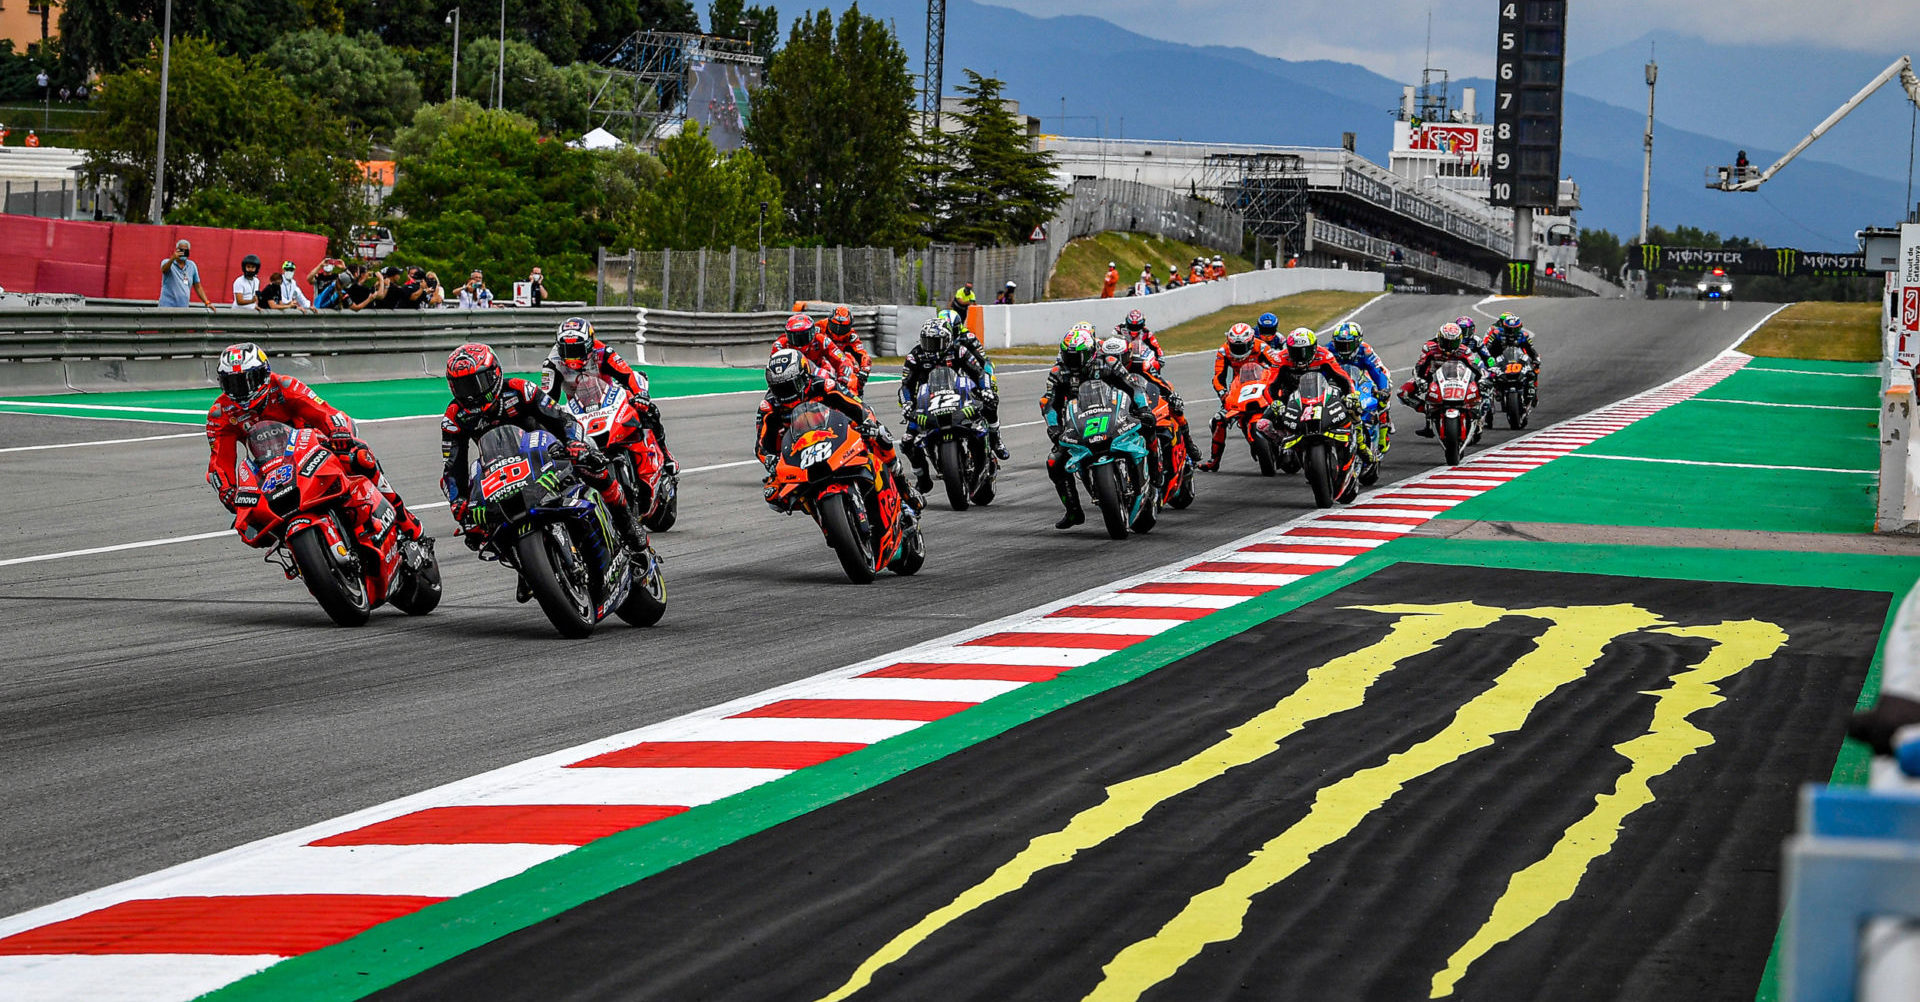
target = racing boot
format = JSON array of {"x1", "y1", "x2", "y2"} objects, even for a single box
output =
[
  {"x1": 891, "y1": 462, "x2": 926, "y2": 513},
  {"x1": 988, "y1": 424, "x2": 1010, "y2": 462},
  {"x1": 390, "y1": 499, "x2": 425, "y2": 540},
  {"x1": 1055, "y1": 497, "x2": 1085, "y2": 530},
  {"x1": 911, "y1": 457, "x2": 934, "y2": 494},
  {"x1": 1182, "y1": 426, "x2": 1203, "y2": 463},
  {"x1": 515, "y1": 574, "x2": 535, "y2": 603}
]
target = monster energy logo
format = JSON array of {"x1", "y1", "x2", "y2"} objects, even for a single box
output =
[
  {"x1": 1640, "y1": 244, "x2": 1660, "y2": 271},
  {"x1": 1776, "y1": 248, "x2": 1798, "y2": 275},
  {"x1": 1505, "y1": 260, "x2": 1533, "y2": 295},
  {"x1": 814, "y1": 601, "x2": 1788, "y2": 1002}
]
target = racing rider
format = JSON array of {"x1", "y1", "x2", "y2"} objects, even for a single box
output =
[
  {"x1": 936, "y1": 308, "x2": 1005, "y2": 421},
  {"x1": 1115, "y1": 329, "x2": 1201, "y2": 462},
  {"x1": 1483, "y1": 312, "x2": 1543, "y2": 403},
  {"x1": 1252, "y1": 311, "x2": 1284, "y2": 352},
  {"x1": 440, "y1": 342, "x2": 648, "y2": 556},
  {"x1": 1039, "y1": 326, "x2": 1159, "y2": 529},
  {"x1": 757, "y1": 348, "x2": 923, "y2": 512},
  {"x1": 1326, "y1": 321, "x2": 1394, "y2": 431},
  {"x1": 771, "y1": 313, "x2": 859, "y2": 388},
  {"x1": 1201, "y1": 323, "x2": 1285, "y2": 470},
  {"x1": 1398, "y1": 322, "x2": 1486, "y2": 437},
  {"x1": 539, "y1": 317, "x2": 678, "y2": 476},
  {"x1": 896, "y1": 318, "x2": 1005, "y2": 490},
  {"x1": 1115, "y1": 308, "x2": 1165, "y2": 363},
  {"x1": 822, "y1": 305, "x2": 873, "y2": 394},
  {"x1": 205, "y1": 342, "x2": 424, "y2": 540}
]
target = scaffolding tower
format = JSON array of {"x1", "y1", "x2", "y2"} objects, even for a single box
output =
[
  {"x1": 1202, "y1": 153, "x2": 1309, "y2": 257},
  {"x1": 588, "y1": 32, "x2": 764, "y2": 146},
  {"x1": 922, "y1": 0, "x2": 946, "y2": 135}
]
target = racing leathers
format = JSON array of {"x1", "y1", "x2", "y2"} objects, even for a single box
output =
[
  {"x1": 756, "y1": 370, "x2": 922, "y2": 512},
  {"x1": 1482, "y1": 327, "x2": 1543, "y2": 403},
  {"x1": 1399, "y1": 340, "x2": 1489, "y2": 409},
  {"x1": 539, "y1": 338, "x2": 677, "y2": 474},
  {"x1": 1336, "y1": 341, "x2": 1396, "y2": 430},
  {"x1": 896, "y1": 336, "x2": 1000, "y2": 487},
  {"x1": 1040, "y1": 358, "x2": 1159, "y2": 522},
  {"x1": 824, "y1": 321, "x2": 873, "y2": 395},
  {"x1": 771, "y1": 329, "x2": 859, "y2": 388},
  {"x1": 1116, "y1": 323, "x2": 1165, "y2": 365},
  {"x1": 441, "y1": 377, "x2": 643, "y2": 550},
  {"x1": 1205, "y1": 342, "x2": 1287, "y2": 469},
  {"x1": 1124, "y1": 341, "x2": 1202, "y2": 461},
  {"x1": 205, "y1": 373, "x2": 423, "y2": 538}
]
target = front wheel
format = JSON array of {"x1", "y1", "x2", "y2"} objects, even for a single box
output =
[
  {"x1": 289, "y1": 526, "x2": 371, "y2": 627},
  {"x1": 1090, "y1": 463, "x2": 1130, "y2": 540},
  {"x1": 937, "y1": 439, "x2": 969, "y2": 511},
  {"x1": 1504, "y1": 388, "x2": 1524, "y2": 430},
  {"x1": 1440, "y1": 415, "x2": 1466, "y2": 466},
  {"x1": 515, "y1": 523, "x2": 596, "y2": 638},
  {"x1": 615, "y1": 544, "x2": 667, "y2": 626},
  {"x1": 1251, "y1": 433, "x2": 1277, "y2": 477},
  {"x1": 1303, "y1": 442, "x2": 1335, "y2": 508},
  {"x1": 819, "y1": 491, "x2": 876, "y2": 584}
]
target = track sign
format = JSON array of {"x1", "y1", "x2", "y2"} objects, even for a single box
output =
[
  {"x1": 1490, "y1": 1, "x2": 1567, "y2": 209},
  {"x1": 1029, "y1": 224, "x2": 1047, "y2": 243},
  {"x1": 1899, "y1": 223, "x2": 1920, "y2": 369}
]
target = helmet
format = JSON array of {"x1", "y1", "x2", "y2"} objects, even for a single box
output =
[
  {"x1": 1254, "y1": 312, "x2": 1280, "y2": 339},
  {"x1": 1060, "y1": 327, "x2": 1097, "y2": 373},
  {"x1": 240, "y1": 254, "x2": 261, "y2": 272},
  {"x1": 784, "y1": 313, "x2": 818, "y2": 344},
  {"x1": 1453, "y1": 315, "x2": 1477, "y2": 340},
  {"x1": 1225, "y1": 322, "x2": 1256, "y2": 360},
  {"x1": 1284, "y1": 329, "x2": 1317, "y2": 368},
  {"x1": 918, "y1": 318, "x2": 951, "y2": 355},
  {"x1": 446, "y1": 343, "x2": 503, "y2": 411},
  {"x1": 1123, "y1": 309, "x2": 1147, "y2": 333},
  {"x1": 1328, "y1": 321, "x2": 1363, "y2": 361},
  {"x1": 766, "y1": 348, "x2": 812, "y2": 403},
  {"x1": 936, "y1": 308, "x2": 963, "y2": 332},
  {"x1": 825, "y1": 305, "x2": 854, "y2": 340},
  {"x1": 216, "y1": 342, "x2": 273, "y2": 407},
  {"x1": 1097, "y1": 334, "x2": 1131, "y2": 367},
  {"x1": 1435, "y1": 323, "x2": 1464, "y2": 353},
  {"x1": 556, "y1": 317, "x2": 595, "y2": 370},
  {"x1": 1496, "y1": 312, "x2": 1524, "y2": 332}
]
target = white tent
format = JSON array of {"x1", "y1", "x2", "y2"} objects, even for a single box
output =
[{"x1": 569, "y1": 127, "x2": 627, "y2": 150}]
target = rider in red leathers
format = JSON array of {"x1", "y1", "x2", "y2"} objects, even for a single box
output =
[
  {"x1": 539, "y1": 317, "x2": 678, "y2": 475},
  {"x1": 756, "y1": 348, "x2": 923, "y2": 511},
  {"x1": 771, "y1": 314, "x2": 860, "y2": 389},
  {"x1": 1201, "y1": 323, "x2": 1287, "y2": 470},
  {"x1": 822, "y1": 306, "x2": 873, "y2": 395},
  {"x1": 205, "y1": 342, "x2": 424, "y2": 539},
  {"x1": 1398, "y1": 322, "x2": 1487, "y2": 436},
  {"x1": 1115, "y1": 308, "x2": 1165, "y2": 364}
]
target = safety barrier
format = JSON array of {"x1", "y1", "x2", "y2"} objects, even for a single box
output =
[
  {"x1": 968, "y1": 266, "x2": 1384, "y2": 348},
  {"x1": 0, "y1": 303, "x2": 917, "y2": 395},
  {"x1": 1878, "y1": 282, "x2": 1920, "y2": 533}
]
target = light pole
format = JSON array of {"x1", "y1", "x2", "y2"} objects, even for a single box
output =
[
  {"x1": 1639, "y1": 53, "x2": 1657, "y2": 244},
  {"x1": 495, "y1": 0, "x2": 506, "y2": 110},
  {"x1": 151, "y1": 0, "x2": 174, "y2": 224},
  {"x1": 756, "y1": 200, "x2": 767, "y2": 310},
  {"x1": 446, "y1": 8, "x2": 460, "y2": 103}
]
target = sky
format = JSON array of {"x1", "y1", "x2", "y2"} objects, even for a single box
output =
[{"x1": 990, "y1": 0, "x2": 1919, "y2": 84}]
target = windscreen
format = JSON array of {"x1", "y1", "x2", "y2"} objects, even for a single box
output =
[
  {"x1": 245, "y1": 422, "x2": 294, "y2": 468},
  {"x1": 476, "y1": 425, "x2": 528, "y2": 464}
]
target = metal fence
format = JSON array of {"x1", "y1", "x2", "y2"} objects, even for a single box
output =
[{"x1": 1306, "y1": 214, "x2": 1495, "y2": 292}]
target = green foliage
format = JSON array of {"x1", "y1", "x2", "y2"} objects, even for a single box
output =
[
  {"x1": 707, "y1": 0, "x2": 780, "y2": 59},
  {"x1": 926, "y1": 70, "x2": 1064, "y2": 247},
  {"x1": 80, "y1": 36, "x2": 369, "y2": 242},
  {"x1": 625, "y1": 120, "x2": 778, "y2": 250},
  {"x1": 457, "y1": 37, "x2": 596, "y2": 134},
  {"x1": 0, "y1": 40, "x2": 63, "y2": 101},
  {"x1": 392, "y1": 97, "x2": 536, "y2": 160},
  {"x1": 386, "y1": 109, "x2": 628, "y2": 300},
  {"x1": 744, "y1": 4, "x2": 918, "y2": 246},
  {"x1": 264, "y1": 30, "x2": 421, "y2": 138},
  {"x1": 59, "y1": 0, "x2": 285, "y2": 77},
  {"x1": 170, "y1": 187, "x2": 314, "y2": 232},
  {"x1": 1575, "y1": 227, "x2": 1624, "y2": 278}
]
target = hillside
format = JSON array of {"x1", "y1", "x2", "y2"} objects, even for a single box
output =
[{"x1": 1048, "y1": 232, "x2": 1252, "y2": 300}]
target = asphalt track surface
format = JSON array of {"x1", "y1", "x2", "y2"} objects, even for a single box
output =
[{"x1": 0, "y1": 296, "x2": 1775, "y2": 919}]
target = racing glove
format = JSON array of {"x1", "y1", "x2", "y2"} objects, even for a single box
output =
[
  {"x1": 217, "y1": 485, "x2": 238, "y2": 511},
  {"x1": 327, "y1": 430, "x2": 364, "y2": 456}
]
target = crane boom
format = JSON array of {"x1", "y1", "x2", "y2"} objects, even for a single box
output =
[{"x1": 1711, "y1": 55, "x2": 1920, "y2": 191}]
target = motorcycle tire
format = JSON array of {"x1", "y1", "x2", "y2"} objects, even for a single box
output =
[
  {"x1": 820, "y1": 491, "x2": 877, "y2": 584},
  {"x1": 389, "y1": 542, "x2": 442, "y2": 616},
  {"x1": 1251, "y1": 435, "x2": 1278, "y2": 477},
  {"x1": 938, "y1": 439, "x2": 969, "y2": 512},
  {"x1": 1358, "y1": 456, "x2": 1380, "y2": 487},
  {"x1": 1441, "y1": 416, "x2": 1465, "y2": 466},
  {"x1": 890, "y1": 521, "x2": 926, "y2": 576},
  {"x1": 1504, "y1": 388, "x2": 1525, "y2": 430},
  {"x1": 1304, "y1": 442, "x2": 1335, "y2": 508},
  {"x1": 615, "y1": 544, "x2": 667, "y2": 626},
  {"x1": 970, "y1": 475, "x2": 996, "y2": 507},
  {"x1": 1130, "y1": 467, "x2": 1158, "y2": 535},
  {"x1": 290, "y1": 526, "x2": 371, "y2": 627},
  {"x1": 1170, "y1": 469, "x2": 1196, "y2": 509},
  {"x1": 643, "y1": 477, "x2": 679, "y2": 532},
  {"x1": 516, "y1": 522, "x2": 596, "y2": 638},
  {"x1": 1090, "y1": 463, "x2": 1130, "y2": 540}
]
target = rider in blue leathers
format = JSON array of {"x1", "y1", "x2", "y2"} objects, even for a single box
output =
[
  {"x1": 1327, "y1": 322, "x2": 1393, "y2": 461},
  {"x1": 1253, "y1": 311, "x2": 1284, "y2": 352},
  {"x1": 1483, "y1": 312, "x2": 1543, "y2": 403}
]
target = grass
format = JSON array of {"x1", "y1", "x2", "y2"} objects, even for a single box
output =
[
  {"x1": 987, "y1": 289, "x2": 1380, "y2": 360},
  {"x1": 1737, "y1": 301, "x2": 1882, "y2": 362},
  {"x1": 1047, "y1": 231, "x2": 1253, "y2": 301}
]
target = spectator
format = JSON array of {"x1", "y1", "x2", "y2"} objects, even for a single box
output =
[
  {"x1": 306, "y1": 256, "x2": 344, "y2": 291},
  {"x1": 1165, "y1": 267, "x2": 1186, "y2": 290},
  {"x1": 458, "y1": 270, "x2": 494, "y2": 309},
  {"x1": 1285, "y1": 255, "x2": 1299, "y2": 268},
  {"x1": 158, "y1": 238, "x2": 216, "y2": 310},
  {"x1": 78, "y1": 85, "x2": 89, "y2": 100},
  {"x1": 24, "y1": 130, "x2": 38, "y2": 147},
  {"x1": 1100, "y1": 261, "x2": 1118, "y2": 299},
  {"x1": 231, "y1": 254, "x2": 263, "y2": 309},
  {"x1": 994, "y1": 280, "x2": 1017, "y2": 305},
  {"x1": 413, "y1": 267, "x2": 444, "y2": 307},
  {"x1": 58, "y1": 86, "x2": 70, "y2": 102},
  {"x1": 376, "y1": 265, "x2": 424, "y2": 309},
  {"x1": 0, "y1": 125, "x2": 10, "y2": 145},
  {"x1": 258, "y1": 259, "x2": 313, "y2": 312},
  {"x1": 527, "y1": 266, "x2": 546, "y2": 306},
  {"x1": 948, "y1": 281, "x2": 975, "y2": 314},
  {"x1": 337, "y1": 262, "x2": 379, "y2": 311}
]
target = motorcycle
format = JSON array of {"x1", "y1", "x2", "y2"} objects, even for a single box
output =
[
  {"x1": 230, "y1": 421, "x2": 441, "y2": 627},
  {"x1": 1059, "y1": 380, "x2": 1156, "y2": 539},
  {"x1": 1490, "y1": 345, "x2": 1536, "y2": 430},
  {"x1": 911, "y1": 364, "x2": 998, "y2": 511},
  {"x1": 1129, "y1": 372, "x2": 1196, "y2": 510},
  {"x1": 767, "y1": 403, "x2": 926, "y2": 583},
  {"x1": 564, "y1": 374, "x2": 679, "y2": 531},
  {"x1": 1423, "y1": 360, "x2": 1484, "y2": 466},
  {"x1": 1351, "y1": 380, "x2": 1390, "y2": 486},
  {"x1": 1264, "y1": 371, "x2": 1359, "y2": 508},
  {"x1": 1220, "y1": 360, "x2": 1282, "y2": 476},
  {"x1": 463, "y1": 425, "x2": 667, "y2": 638}
]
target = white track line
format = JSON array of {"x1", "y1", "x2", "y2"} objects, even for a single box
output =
[
  {"x1": 1685, "y1": 398, "x2": 1876, "y2": 412},
  {"x1": 1566, "y1": 453, "x2": 1876, "y2": 475},
  {"x1": 1740, "y1": 367, "x2": 1879, "y2": 378},
  {"x1": 0, "y1": 433, "x2": 202, "y2": 454}
]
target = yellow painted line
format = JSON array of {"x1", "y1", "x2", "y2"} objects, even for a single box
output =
[
  {"x1": 1428, "y1": 619, "x2": 1787, "y2": 997},
  {"x1": 813, "y1": 602, "x2": 1511, "y2": 1002},
  {"x1": 1082, "y1": 603, "x2": 1668, "y2": 1002}
]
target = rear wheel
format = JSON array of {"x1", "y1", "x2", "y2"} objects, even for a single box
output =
[
  {"x1": 937, "y1": 439, "x2": 969, "y2": 511},
  {"x1": 1090, "y1": 463, "x2": 1129, "y2": 540},
  {"x1": 389, "y1": 540, "x2": 442, "y2": 616},
  {"x1": 615, "y1": 544, "x2": 667, "y2": 626},
  {"x1": 1441, "y1": 416, "x2": 1465, "y2": 466},
  {"x1": 1504, "y1": 388, "x2": 1524, "y2": 430},
  {"x1": 515, "y1": 523, "x2": 596, "y2": 638},
  {"x1": 643, "y1": 475, "x2": 679, "y2": 531},
  {"x1": 820, "y1": 492, "x2": 876, "y2": 584},
  {"x1": 1303, "y1": 442, "x2": 1335, "y2": 508},
  {"x1": 290, "y1": 526, "x2": 371, "y2": 627},
  {"x1": 1251, "y1": 434, "x2": 1277, "y2": 477},
  {"x1": 1170, "y1": 467, "x2": 1196, "y2": 509}
]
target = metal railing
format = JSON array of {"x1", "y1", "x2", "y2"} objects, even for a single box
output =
[{"x1": 1306, "y1": 214, "x2": 1494, "y2": 291}]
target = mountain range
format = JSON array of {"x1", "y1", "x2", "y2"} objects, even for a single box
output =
[{"x1": 851, "y1": 0, "x2": 1907, "y2": 250}]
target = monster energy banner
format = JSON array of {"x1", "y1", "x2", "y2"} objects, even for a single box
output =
[
  {"x1": 1635, "y1": 245, "x2": 1872, "y2": 277},
  {"x1": 1503, "y1": 260, "x2": 1534, "y2": 296}
]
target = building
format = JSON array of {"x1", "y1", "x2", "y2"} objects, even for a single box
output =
[{"x1": 0, "y1": 0, "x2": 58, "y2": 54}]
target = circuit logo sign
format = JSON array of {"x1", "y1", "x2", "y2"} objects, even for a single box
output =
[{"x1": 1903, "y1": 286, "x2": 1919, "y2": 332}]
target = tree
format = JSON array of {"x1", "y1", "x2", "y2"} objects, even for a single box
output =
[
  {"x1": 707, "y1": 0, "x2": 780, "y2": 59},
  {"x1": 393, "y1": 97, "x2": 537, "y2": 160},
  {"x1": 744, "y1": 4, "x2": 918, "y2": 246},
  {"x1": 265, "y1": 31, "x2": 422, "y2": 139},
  {"x1": 625, "y1": 120, "x2": 779, "y2": 249},
  {"x1": 457, "y1": 37, "x2": 596, "y2": 134},
  {"x1": 928, "y1": 70, "x2": 1064, "y2": 246},
  {"x1": 59, "y1": 0, "x2": 286, "y2": 77},
  {"x1": 1575, "y1": 227, "x2": 1624, "y2": 278},
  {"x1": 80, "y1": 36, "x2": 369, "y2": 241}
]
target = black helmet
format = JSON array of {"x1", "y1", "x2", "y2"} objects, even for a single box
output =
[
  {"x1": 446, "y1": 343, "x2": 504, "y2": 411},
  {"x1": 1284, "y1": 330, "x2": 1317, "y2": 368},
  {"x1": 918, "y1": 318, "x2": 951, "y2": 355},
  {"x1": 240, "y1": 254, "x2": 261, "y2": 273},
  {"x1": 766, "y1": 348, "x2": 811, "y2": 403}
]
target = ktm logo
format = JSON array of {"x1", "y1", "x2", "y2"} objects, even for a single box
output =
[{"x1": 816, "y1": 602, "x2": 1788, "y2": 1002}]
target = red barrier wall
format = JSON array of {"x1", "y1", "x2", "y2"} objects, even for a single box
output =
[{"x1": 6, "y1": 219, "x2": 329, "y2": 302}]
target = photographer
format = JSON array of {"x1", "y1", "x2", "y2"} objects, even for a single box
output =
[
  {"x1": 158, "y1": 239, "x2": 216, "y2": 311},
  {"x1": 374, "y1": 265, "x2": 423, "y2": 309},
  {"x1": 418, "y1": 268, "x2": 444, "y2": 307},
  {"x1": 340, "y1": 263, "x2": 379, "y2": 311},
  {"x1": 526, "y1": 266, "x2": 545, "y2": 306},
  {"x1": 457, "y1": 270, "x2": 493, "y2": 309}
]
